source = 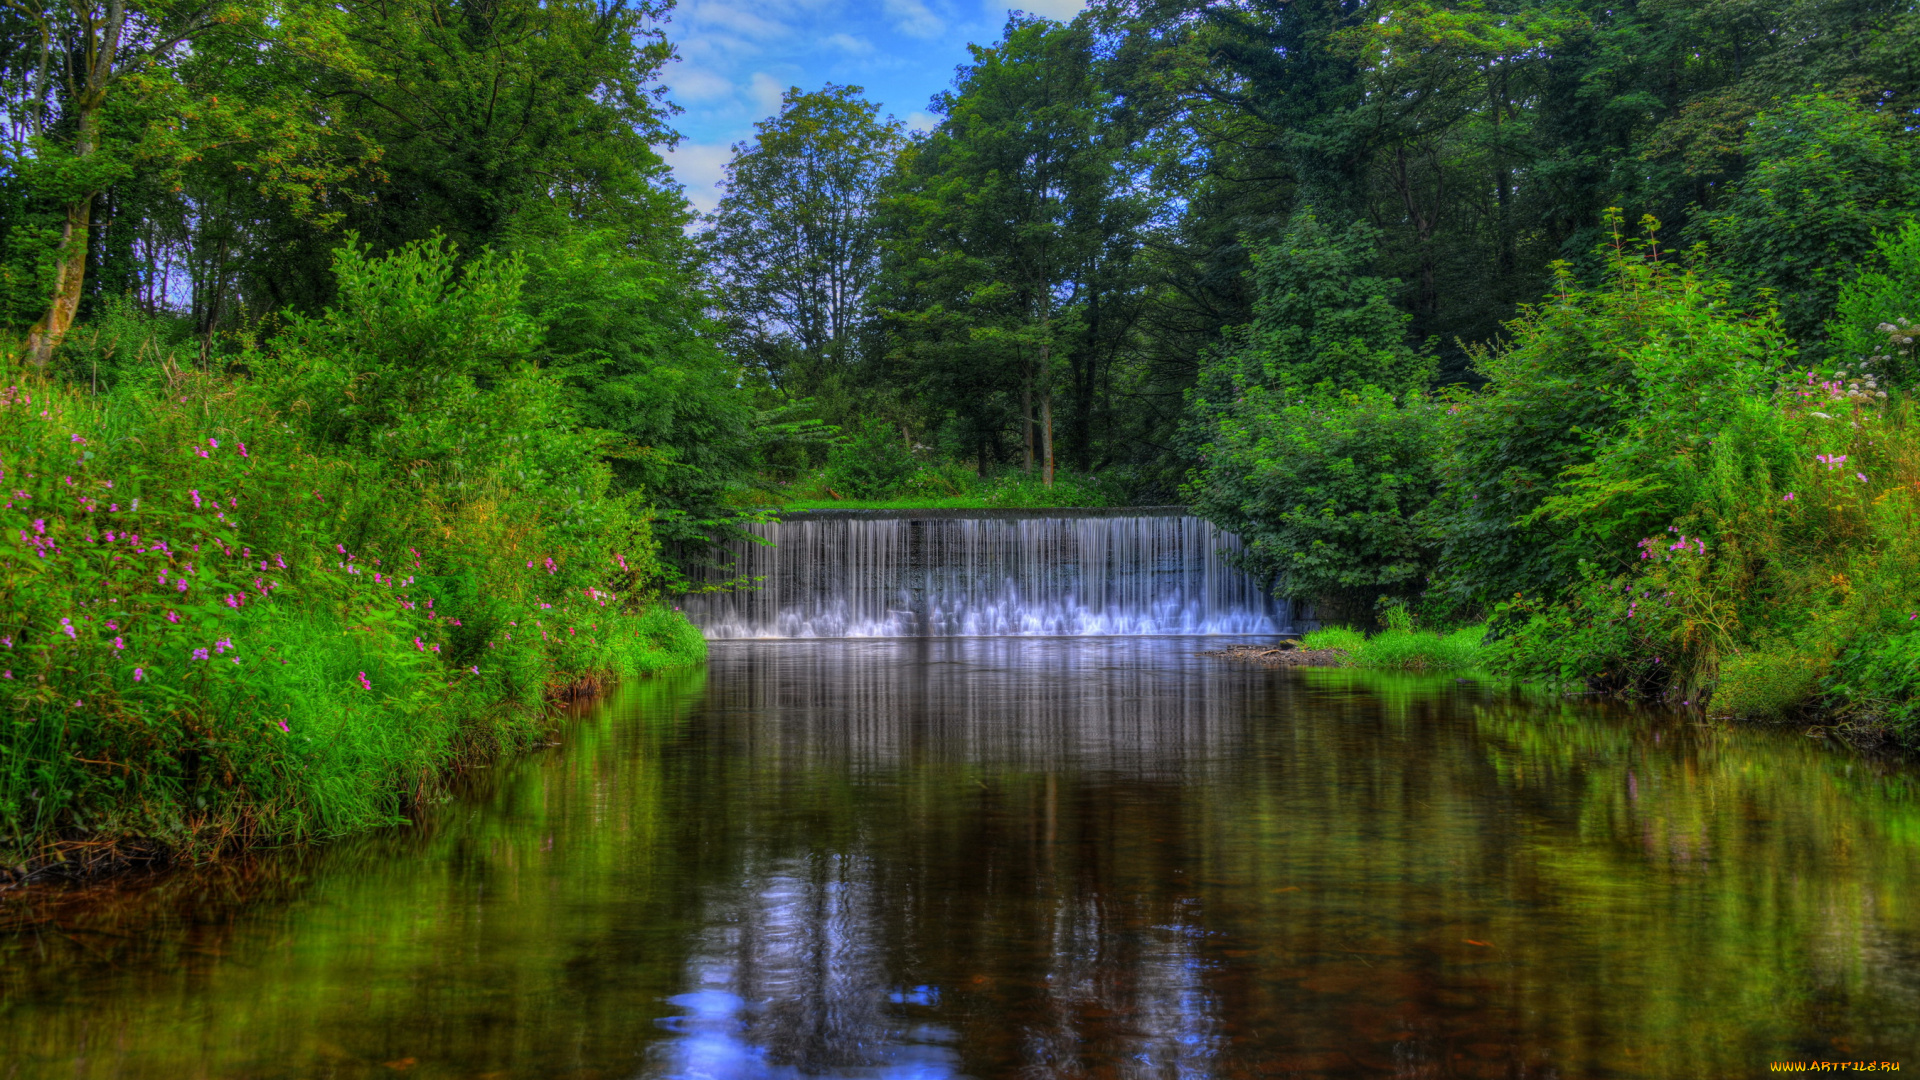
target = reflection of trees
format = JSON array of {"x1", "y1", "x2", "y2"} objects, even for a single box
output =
[{"x1": 6, "y1": 644, "x2": 1920, "y2": 1077}]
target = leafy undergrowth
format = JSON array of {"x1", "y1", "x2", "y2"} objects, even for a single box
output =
[{"x1": 1, "y1": 242, "x2": 706, "y2": 879}]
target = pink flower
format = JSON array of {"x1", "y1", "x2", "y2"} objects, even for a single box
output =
[
  {"x1": 133, "y1": 668, "x2": 143, "y2": 682},
  {"x1": 208, "y1": 437, "x2": 218, "y2": 449},
  {"x1": 1856, "y1": 472, "x2": 1868, "y2": 483},
  {"x1": 357, "y1": 671, "x2": 371, "y2": 690},
  {"x1": 238, "y1": 441, "x2": 249, "y2": 458},
  {"x1": 60, "y1": 618, "x2": 75, "y2": 639},
  {"x1": 1782, "y1": 492, "x2": 1796, "y2": 502},
  {"x1": 190, "y1": 489, "x2": 202, "y2": 509},
  {"x1": 192, "y1": 647, "x2": 209, "y2": 660},
  {"x1": 165, "y1": 610, "x2": 179, "y2": 624},
  {"x1": 112, "y1": 636, "x2": 124, "y2": 651},
  {"x1": 278, "y1": 718, "x2": 289, "y2": 732}
]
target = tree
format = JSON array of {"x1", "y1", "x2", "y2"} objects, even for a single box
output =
[
  {"x1": 880, "y1": 13, "x2": 1154, "y2": 484},
  {"x1": 1, "y1": 0, "x2": 361, "y2": 364},
  {"x1": 706, "y1": 84, "x2": 906, "y2": 403}
]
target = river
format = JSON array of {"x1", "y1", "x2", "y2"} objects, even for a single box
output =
[{"x1": 4, "y1": 636, "x2": 1917, "y2": 1077}]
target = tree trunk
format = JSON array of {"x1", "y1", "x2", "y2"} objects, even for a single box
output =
[
  {"x1": 1021, "y1": 370, "x2": 1034, "y2": 475},
  {"x1": 24, "y1": 193, "x2": 96, "y2": 368},
  {"x1": 1041, "y1": 392, "x2": 1054, "y2": 488},
  {"x1": 24, "y1": 0, "x2": 123, "y2": 369}
]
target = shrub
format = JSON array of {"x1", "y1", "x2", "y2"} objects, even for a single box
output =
[
  {"x1": 1190, "y1": 385, "x2": 1442, "y2": 621},
  {"x1": 1825, "y1": 627, "x2": 1920, "y2": 739},
  {"x1": 821, "y1": 417, "x2": 920, "y2": 498},
  {"x1": 0, "y1": 241, "x2": 706, "y2": 875}
]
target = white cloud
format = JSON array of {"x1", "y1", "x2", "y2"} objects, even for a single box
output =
[
  {"x1": 680, "y1": 0, "x2": 789, "y2": 40},
  {"x1": 667, "y1": 65, "x2": 738, "y2": 104},
  {"x1": 748, "y1": 72, "x2": 788, "y2": 117},
  {"x1": 663, "y1": 141, "x2": 737, "y2": 215},
  {"x1": 823, "y1": 32, "x2": 874, "y2": 54},
  {"x1": 882, "y1": 0, "x2": 945, "y2": 38},
  {"x1": 998, "y1": 0, "x2": 1084, "y2": 19},
  {"x1": 905, "y1": 110, "x2": 941, "y2": 133}
]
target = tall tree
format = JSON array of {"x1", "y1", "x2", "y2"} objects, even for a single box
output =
[
  {"x1": 706, "y1": 84, "x2": 906, "y2": 404},
  {"x1": 880, "y1": 13, "x2": 1155, "y2": 483}
]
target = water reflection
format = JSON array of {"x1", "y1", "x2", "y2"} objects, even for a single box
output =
[{"x1": 3, "y1": 638, "x2": 1919, "y2": 1078}]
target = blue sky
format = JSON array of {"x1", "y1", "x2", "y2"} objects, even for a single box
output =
[{"x1": 657, "y1": 0, "x2": 1086, "y2": 214}]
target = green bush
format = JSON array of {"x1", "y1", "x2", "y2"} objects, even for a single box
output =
[
  {"x1": 0, "y1": 241, "x2": 706, "y2": 874},
  {"x1": 1825, "y1": 627, "x2": 1920, "y2": 738},
  {"x1": 821, "y1": 417, "x2": 920, "y2": 499},
  {"x1": 1190, "y1": 385, "x2": 1442, "y2": 621}
]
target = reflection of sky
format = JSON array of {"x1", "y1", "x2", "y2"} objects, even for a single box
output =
[
  {"x1": 649, "y1": 855, "x2": 967, "y2": 1079},
  {"x1": 648, "y1": 839, "x2": 1225, "y2": 1076}
]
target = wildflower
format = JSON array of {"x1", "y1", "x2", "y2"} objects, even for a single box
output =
[
  {"x1": 60, "y1": 617, "x2": 75, "y2": 639},
  {"x1": 357, "y1": 671, "x2": 371, "y2": 691},
  {"x1": 176, "y1": 580, "x2": 188, "y2": 593},
  {"x1": 278, "y1": 719, "x2": 289, "y2": 733},
  {"x1": 190, "y1": 489, "x2": 202, "y2": 509},
  {"x1": 31, "y1": 518, "x2": 44, "y2": 535},
  {"x1": 1857, "y1": 472, "x2": 1868, "y2": 483},
  {"x1": 471, "y1": 666, "x2": 479, "y2": 675},
  {"x1": 70, "y1": 433, "x2": 82, "y2": 443},
  {"x1": 192, "y1": 647, "x2": 209, "y2": 660},
  {"x1": 133, "y1": 667, "x2": 143, "y2": 682},
  {"x1": 1782, "y1": 493, "x2": 1796, "y2": 502},
  {"x1": 165, "y1": 610, "x2": 180, "y2": 624},
  {"x1": 208, "y1": 437, "x2": 218, "y2": 449},
  {"x1": 112, "y1": 636, "x2": 124, "y2": 651},
  {"x1": 214, "y1": 637, "x2": 233, "y2": 654},
  {"x1": 238, "y1": 441, "x2": 249, "y2": 458}
]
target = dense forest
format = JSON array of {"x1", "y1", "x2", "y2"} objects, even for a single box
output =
[{"x1": 4, "y1": 0, "x2": 1920, "y2": 869}]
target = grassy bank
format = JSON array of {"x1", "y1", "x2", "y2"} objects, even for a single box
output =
[
  {"x1": 1, "y1": 244, "x2": 707, "y2": 880},
  {"x1": 1302, "y1": 616, "x2": 1488, "y2": 674}
]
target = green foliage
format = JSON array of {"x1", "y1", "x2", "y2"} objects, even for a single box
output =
[
  {"x1": 1826, "y1": 628, "x2": 1920, "y2": 739},
  {"x1": 1694, "y1": 95, "x2": 1920, "y2": 340},
  {"x1": 511, "y1": 223, "x2": 779, "y2": 554},
  {"x1": 1197, "y1": 209, "x2": 1435, "y2": 404},
  {"x1": 0, "y1": 243, "x2": 704, "y2": 872},
  {"x1": 708, "y1": 84, "x2": 906, "y2": 403},
  {"x1": 1190, "y1": 385, "x2": 1441, "y2": 619},
  {"x1": 1826, "y1": 218, "x2": 1920, "y2": 387},
  {"x1": 821, "y1": 418, "x2": 921, "y2": 500}
]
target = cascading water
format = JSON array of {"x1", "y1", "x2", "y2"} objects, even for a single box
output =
[{"x1": 683, "y1": 509, "x2": 1292, "y2": 639}]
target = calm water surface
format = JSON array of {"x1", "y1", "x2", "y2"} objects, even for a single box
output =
[{"x1": 3, "y1": 638, "x2": 1919, "y2": 1078}]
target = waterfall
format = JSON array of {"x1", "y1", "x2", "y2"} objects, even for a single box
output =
[{"x1": 683, "y1": 509, "x2": 1291, "y2": 639}]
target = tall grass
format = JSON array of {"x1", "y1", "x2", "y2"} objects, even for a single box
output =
[{"x1": 1302, "y1": 613, "x2": 1487, "y2": 673}]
